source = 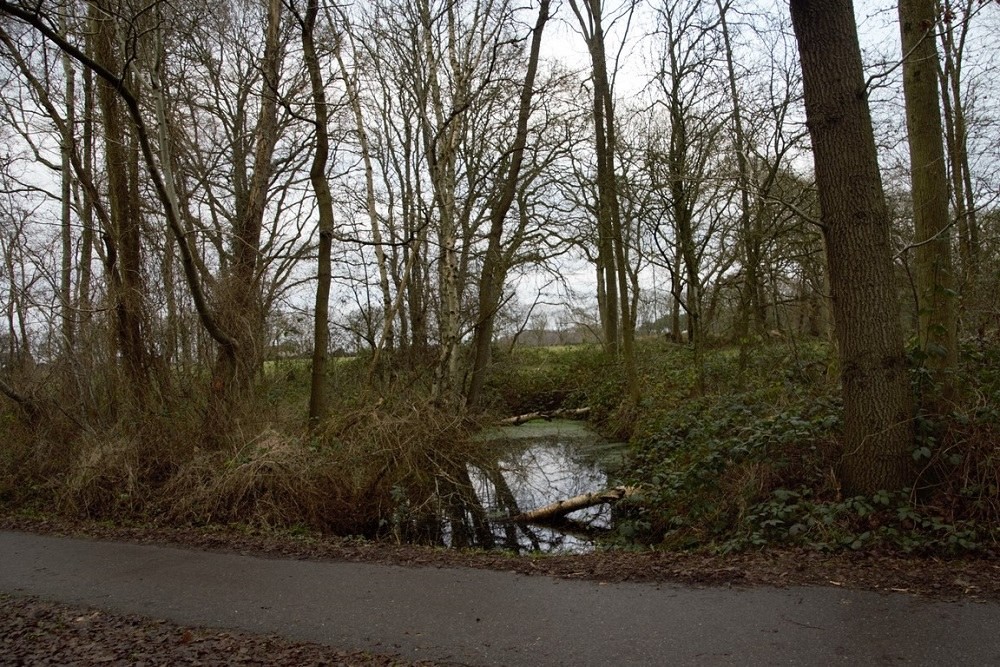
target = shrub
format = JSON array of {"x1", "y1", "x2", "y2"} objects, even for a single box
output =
[
  {"x1": 162, "y1": 430, "x2": 358, "y2": 532},
  {"x1": 483, "y1": 344, "x2": 623, "y2": 419}
]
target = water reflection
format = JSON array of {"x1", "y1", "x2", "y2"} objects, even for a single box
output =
[
  {"x1": 407, "y1": 421, "x2": 624, "y2": 554},
  {"x1": 478, "y1": 441, "x2": 615, "y2": 552}
]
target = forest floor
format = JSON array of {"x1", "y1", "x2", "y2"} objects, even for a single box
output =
[
  {"x1": 1, "y1": 593, "x2": 434, "y2": 666},
  {"x1": 2, "y1": 513, "x2": 999, "y2": 666}
]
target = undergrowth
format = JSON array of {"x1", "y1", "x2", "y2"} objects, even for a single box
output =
[
  {"x1": 0, "y1": 357, "x2": 483, "y2": 541},
  {"x1": 2, "y1": 338, "x2": 998, "y2": 557},
  {"x1": 617, "y1": 339, "x2": 1000, "y2": 555},
  {"x1": 483, "y1": 344, "x2": 622, "y2": 418}
]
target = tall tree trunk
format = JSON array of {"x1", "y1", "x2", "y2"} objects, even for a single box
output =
[
  {"x1": 938, "y1": 0, "x2": 980, "y2": 332},
  {"x1": 569, "y1": 0, "x2": 638, "y2": 400},
  {"x1": 300, "y1": 0, "x2": 335, "y2": 429},
  {"x1": 899, "y1": 0, "x2": 957, "y2": 405},
  {"x1": 569, "y1": 0, "x2": 619, "y2": 357},
  {"x1": 208, "y1": 0, "x2": 283, "y2": 427},
  {"x1": 77, "y1": 66, "x2": 95, "y2": 331},
  {"x1": 416, "y1": 0, "x2": 463, "y2": 404},
  {"x1": 90, "y1": 2, "x2": 152, "y2": 401},
  {"x1": 60, "y1": 31, "x2": 76, "y2": 359},
  {"x1": 790, "y1": 0, "x2": 915, "y2": 494},
  {"x1": 465, "y1": 0, "x2": 551, "y2": 409}
]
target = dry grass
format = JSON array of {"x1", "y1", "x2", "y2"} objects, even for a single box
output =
[
  {"x1": 1, "y1": 352, "x2": 488, "y2": 536},
  {"x1": 152, "y1": 398, "x2": 486, "y2": 536},
  {"x1": 320, "y1": 398, "x2": 487, "y2": 540},
  {"x1": 162, "y1": 430, "x2": 358, "y2": 532},
  {"x1": 0, "y1": 334, "x2": 507, "y2": 540},
  {"x1": 57, "y1": 413, "x2": 197, "y2": 518},
  {"x1": 61, "y1": 433, "x2": 150, "y2": 516}
]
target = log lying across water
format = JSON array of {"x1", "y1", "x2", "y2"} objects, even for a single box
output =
[
  {"x1": 499, "y1": 406, "x2": 591, "y2": 426},
  {"x1": 510, "y1": 486, "x2": 636, "y2": 523}
]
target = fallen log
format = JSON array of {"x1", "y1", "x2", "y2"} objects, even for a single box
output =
[
  {"x1": 499, "y1": 406, "x2": 591, "y2": 426},
  {"x1": 509, "y1": 485, "x2": 636, "y2": 523}
]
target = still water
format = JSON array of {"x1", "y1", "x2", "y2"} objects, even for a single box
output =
[{"x1": 457, "y1": 420, "x2": 626, "y2": 554}]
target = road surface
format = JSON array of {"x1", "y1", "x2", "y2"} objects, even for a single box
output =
[{"x1": 1, "y1": 530, "x2": 997, "y2": 665}]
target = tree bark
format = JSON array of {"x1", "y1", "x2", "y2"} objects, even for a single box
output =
[
  {"x1": 510, "y1": 486, "x2": 635, "y2": 523},
  {"x1": 300, "y1": 0, "x2": 335, "y2": 429},
  {"x1": 790, "y1": 0, "x2": 915, "y2": 494},
  {"x1": 898, "y1": 0, "x2": 958, "y2": 404}
]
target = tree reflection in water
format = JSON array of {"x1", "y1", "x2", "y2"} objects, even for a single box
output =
[{"x1": 418, "y1": 422, "x2": 624, "y2": 554}]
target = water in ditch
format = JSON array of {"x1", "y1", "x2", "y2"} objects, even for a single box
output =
[{"x1": 441, "y1": 420, "x2": 628, "y2": 554}]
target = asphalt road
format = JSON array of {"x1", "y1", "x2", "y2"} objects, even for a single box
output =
[{"x1": 1, "y1": 530, "x2": 998, "y2": 665}]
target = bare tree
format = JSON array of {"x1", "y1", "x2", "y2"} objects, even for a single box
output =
[
  {"x1": 294, "y1": 0, "x2": 338, "y2": 428},
  {"x1": 936, "y1": 0, "x2": 992, "y2": 335},
  {"x1": 567, "y1": 0, "x2": 638, "y2": 400},
  {"x1": 465, "y1": 0, "x2": 552, "y2": 408}
]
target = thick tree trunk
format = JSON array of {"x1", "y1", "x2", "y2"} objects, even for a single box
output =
[{"x1": 790, "y1": 0, "x2": 915, "y2": 494}]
